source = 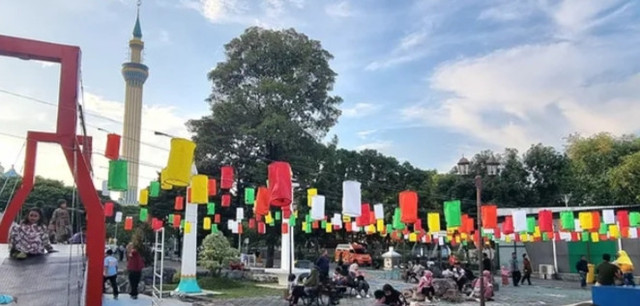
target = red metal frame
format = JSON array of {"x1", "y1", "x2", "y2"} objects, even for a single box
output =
[{"x1": 0, "y1": 35, "x2": 105, "y2": 306}]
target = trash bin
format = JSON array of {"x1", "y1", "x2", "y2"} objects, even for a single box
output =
[{"x1": 587, "y1": 264, "x2": 595, "y2": 284}]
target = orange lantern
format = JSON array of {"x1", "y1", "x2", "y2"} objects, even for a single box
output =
[
  {"x1": 173, "y1": 214, "x2": 181, "y2": 228},
  {"x1": 104, "y1": 133, "x2": 121, "y2": 160},
  {"x1": 399, "y1": 190, "x2": 418, "y2": 224},
  {"x1": 268, "y1": 161, "x2": 292, "y2": 208},
  {"x1": 220, "y1": 166, "x2": 234, "y2": 189},
  {"x1": 124, "y1": 216, "x2": 133, "y2": 231},
  {"x1": 104, "y1": 201, "x2": 114, "y2": 217},
  {"x1": 174, "y1": 196, "x2": 184, "y2": 211},
  {"x1": 208, "y1": 178, "x2": 217, "y2": 196},
  {"x1": 254, "y1": 186, "x2": 270, "y2": 216},
  {"x1": 590, "y1": 211, "x2": 601, "y2": 232},
  {"x1": 481, "y1": 204, "x2": 497, "y2": 229}
]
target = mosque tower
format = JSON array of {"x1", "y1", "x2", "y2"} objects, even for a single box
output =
[{"x1": 121, "y1": 1, "x2": 148, "y2": 204}]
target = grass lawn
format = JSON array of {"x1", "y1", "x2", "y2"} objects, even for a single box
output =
[{"x1": 163, "y1": 277, "x2": 282, "y2": 299}]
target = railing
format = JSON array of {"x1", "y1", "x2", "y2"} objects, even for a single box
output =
[{"x1": 152, "y1": 228, "x2": 165, "y2": 305}]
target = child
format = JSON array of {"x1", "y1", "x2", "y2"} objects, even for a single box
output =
[
  {"x1": 372, "y1": 290, "x2": 386, "y2": 306},
  {"x1": 9, "y1": 208, "x2": 54, "y2": 259},
  {"x1": 501, "y1": 265, "x2": 509, "y2": 285},
  {"x1": 418, "y1": 270, "x2": 435, "y2": 302},
  {"x1": 103, "y1": 249, "x2": 119, "y2": 299}
]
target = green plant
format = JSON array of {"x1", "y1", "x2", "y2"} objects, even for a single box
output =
[{"x1": 199, "y1": 233, "x2": 240, "y2": 275}]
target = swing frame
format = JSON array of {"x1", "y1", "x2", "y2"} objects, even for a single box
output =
[{"x1": 0, "y1": 34, "x2": 105, "y2": 306}]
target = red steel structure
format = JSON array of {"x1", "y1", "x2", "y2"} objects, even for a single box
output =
[{"x1": 0, "y1": 34, "x2": 105, "y2": 306}]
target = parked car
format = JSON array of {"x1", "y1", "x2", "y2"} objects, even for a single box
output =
[{"x1": 334, "y1": 243, "x2": 372, "y2": 266}]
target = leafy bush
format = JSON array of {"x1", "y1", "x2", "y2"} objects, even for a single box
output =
[{"x1": 199, "y1": 233, "x2": 240, "y2": 275}]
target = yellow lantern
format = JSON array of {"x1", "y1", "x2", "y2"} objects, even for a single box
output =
[
  {"x1": 505, "y1": 235, "x2": 512, "y2": 243},
  {"x1": 185, "y1": 221, "x2": 192, "y2": 234},
  {"x1": 368, "y1": 224, "x2": 376, "y2": 234},
  {"x1": 160, "y1": 168, "x2": 172, "y2": 190},
  {"x1": 376, "y1": 219, "x2": 384, "y2": 232},
  {"x1": 265, "y1": 212, "x2": 273, "y2": 224},
  {"x1": 343, "y1": 215, "x2": 351, "y2": 223},
  {"x1": 609, "y1": 225, "x2": 620, "y2": 239},
  {"x1": 591, "y1": 232, "x2": 599, "y2": 242},
  {"x1": 307, "y1": 188, "x2": 317, "y2": 207},
  {"x1": 164, "y1": 138, "x2": 196, "y2": 187},
  {"x1": 326, "y1": 222, "x2": 332, "y2": 233},
  {"x1": 409, "y1": 232, "x2": 417, "y2": 242},
  {"x1": 428, "y1": 213, "x2": 441, "y2": 233},
  {"x1": 139, "y1": 189, "x2": 149, "y2": 206},
  {"x1": 191, "y1": 174, "x2": 209, "y2": 204},
  {"x1": 203, "y1": 217, "x2": 212, "y2": 230}
]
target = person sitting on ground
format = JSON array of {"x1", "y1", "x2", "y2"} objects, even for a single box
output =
[
  {"x1": 333, "y1": 267, "x2": 347, "y2": 286},
  {"x1": 596, "y1": 253, "x2": 621, "y2": 286},
  {"x1": 451, "y1": 262, "x2": 468, "y2": 291},
  {"x1": 382, "y1": 284, "x2": 404, "y2": 306},
  {"x1": 417, "y1": 270, "x2": 436, "y2": 302},
  {"x1": 69, "y1": 227, "x2": 86, "y2": 244},
  {"x1": 469, "y1": 270, "x2": 494, "y2": 301},
  {"x1": 348, "y1": 263, "x2": 370, "y2": 298},
  {"x1": 372, "y1": 290, "x2": 386, "y2": 306},
  {"x1": 9, "y1": 208, "x2": 55, "y2": 259}
]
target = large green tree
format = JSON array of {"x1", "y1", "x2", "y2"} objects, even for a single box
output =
[
  {"x1": 188, "y1": 27, "x2": 342, "y2": 267},
  {"x1": 523, "y1": 144, "x2": 571, "y2": 206}
]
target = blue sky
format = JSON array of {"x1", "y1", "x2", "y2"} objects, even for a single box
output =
[{"x1": 1, "y1": 0, "x2": 640, "y2": 188}]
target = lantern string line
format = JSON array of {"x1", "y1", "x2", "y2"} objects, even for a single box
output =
[{"x1": 0, "y1": 88, "x2": 174, "y2": 152}]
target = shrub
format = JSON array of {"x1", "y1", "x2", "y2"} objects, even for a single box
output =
[{"x1": 199, "y1": 233, "x2": 240, "y2": 276}]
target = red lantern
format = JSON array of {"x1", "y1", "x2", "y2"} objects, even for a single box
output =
[
  {"x1": 255, "y1": 187, "x2": 270, "y2": 216},
  {"x1": 124, "y1": 216, "x2": 133, "y2": 231},
  {"x1": 356, "y1": 204, "x2": 371, "y2": 227},
  {"x1": 591, "y1": 211, "x2": 601, "y2": 232},
  {"x1": 220, "y1": 166, "x2": 234, "y2": 189},
  {"x1": 538, "y1": 210, "x2": 553, "y2": 233},
  {"x1": 221, "y1": 194, "x2": 231, "y2": 207},
  {"x1": 571, "y1": 232, "x2": 579, "y2": 241},
  {"x1": 282, "y1": 208, "x2": 291, "y2": 219},
  {"x1": 617, "y1": 210, "x2": 630, "y2": 228},
  {"x1": 173, "y1": 214, "x2": 181, "y2": 228},
  {"x1": 104, "y1": 133, "x2": 121, "y2": 160},
  {"x1": 104, "y1": 201, "x2": 114, "y2": 217},
  {"x1": 258, "y1": 222, "x2": 266, "y2": 234},
  {"x1": 174, "y1": 196, "x2": 184, "y2": 211},
  {"x1": 345, "y1": 222, "x2": 352, "y2": 232},
  {"x1": 249, "y1": 218, "x2": 256, "y2": 229},
  {"x1": 186, "y1": 187, "x2": 192, "y2": 204},
  {"x1": 312, "y1": 221, "x2": 319, "y2": 229},
  {"x1": 399, "y1": 191, "x2": 418, "y2": 224},
  {"x1": 268, "y1": 162, "x2": 292, "y2": 208},
  {"x1": 214, "y1": 214, "x2": 221, "y2": 223},
  {"x1": 282, "y1": 223, "x2": 289, "y2": 234},
  {"x1": 208, "y1": 179, "x2": 217, "y2": 196},
  {"x1": 502, "y1": 216, "x2": 514, "y2": 235},
  {"x1": 481, "y1": 204, "x2": 497, "y2": 229},
  {"x1": 554, "y1": 232, "x2": 561, "y2": 241},
  {"x1": 238, "y1": 223, "x2": 243, "y2": 235},
  {"x1": 414, "y1": 219, "x2": 423, "y2": 231}
]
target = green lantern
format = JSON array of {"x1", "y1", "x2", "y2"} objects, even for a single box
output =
[
  {"x1": 444, "y1": 200, "x2": 462, "y2": 227},
  {"x1": 275, "y1": 211, "x2": 281, "y2": 221},
  {"x1": 527, "y1": 217, "x2": 536, "y2": 233},
  {"x1": 212, "y1": 224, "x2": 219, "y2": 234},
  {"x1": 169, "y1": 214, "x2": 174, "y2": 223},
  {"x1": 139, "y1": 207, "x2": 148, "y2": 222},
  {"x1": 321, "y1": 220, "x2": 327, "y2": 229},
  {"x1": 108, "y1": 160, "x2": 128, "y2": 191},
  {"x1": 393, "y1": 208, "x2": 405, "y2": 230},
  {"x1": 289, "y1": 213, "x2": 297, "y2": 226},
  {"x1": 542, "y1": 232, "x2": 549, "y2": 241},
  {"x1": 581, "y1": 232, "x2": 590, "y2": 242},
  {"x1": 630, "y1": 212, "x2": 640, "y2": 227},
  {"x1": 560, "y1": 211, "x2": 574, "y2": 230},
  {"x1": 207, "y1": 202, "x2": 215, "y2": 215},
  {"x1": 149, "y1": 181, "x2": 160, "y2": 197},
  {"x1": 244, "y1": 188, "x2": 255, "y2": 205},
  {"x1": 599, "y1": 222, "x2": 608, "y2": 235}
]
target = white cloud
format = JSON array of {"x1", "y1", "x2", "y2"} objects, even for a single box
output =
[
  {"x1": 158, "y1": 30, "x2": 171, "y2": 44},
  {"x1": 356, "y1": 140, "x2": 392, "y2": 152},
  {"x1": 478, "y1": 0, "x2": 540, "y2": 22},
  {"x1": 325, "y1": 1, "x2": 351, "y2": 18},
  {"x1": 341, "y1": 103, "x2": 380, "y2": 118},
  {"x1": 547, "y1": 0, "x2": 632, "y2": 38},
  {"x1": 180, "y1": 0, "x2": 303, "y2": 27},
  {"x1": 356, "y1": 129, "x2": 376, "y2": 139},
  {"x1": 0, "y1": 91, "x2": 193, "y2": 201}
]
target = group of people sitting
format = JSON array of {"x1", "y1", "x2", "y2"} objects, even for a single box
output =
[
  {"x1": 407, "y1": 260, "x2": 494, "y2": 302},
  {"x1": 288, "y1": 261, "x2": 372, "y2": 305}
]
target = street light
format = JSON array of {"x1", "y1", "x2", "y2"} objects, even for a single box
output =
[{"x1": 456, "y1": 155, "x2": 499, "y2": 306}]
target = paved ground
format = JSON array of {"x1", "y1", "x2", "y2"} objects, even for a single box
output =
[{"x1": 187, "y1": 270, "x2": 593, "y2": 306}]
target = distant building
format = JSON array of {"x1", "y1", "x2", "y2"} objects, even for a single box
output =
[{"x1": 2, "y1": 164, "x2": 20, "y2": 178}]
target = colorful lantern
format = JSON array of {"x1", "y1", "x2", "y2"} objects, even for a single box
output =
[
  {"x1": 579, "y1": 212, "x2": 593, "y2": 230},
  {"x1": 603, "y1": 209, "x2": 615, "y2": 225},
  {"x1": 512, "y1": 210, "x2": 528, "y2": 233},
  {"x1": 139, "y1": 207, "x2": 148, "y2": 222},
  {"x1": 274, "y1": 211, "x2": 280, "y2": 220},
  {"x1": 160, "y1": 169, "x2": 172, "y2": 190},
  {"x1": 244, "y1": 187, "x2": 255, "y2": 204},
  {"x1": 310, "y1": 195, "x2": 326, "y2": 220},
  {"x1": 115, "y1": 212, "x2": 123, "y2": 223},
  {"x1": 172, "y1": 214, "x2": 181, "y2": 228},
  {"x1": 207, "y1": 202, "x2": 215, "y2": 215},
  {"x1": 357, "y1": 204, "x2": 371, "y2": 227},
  {"x1": 342, "y1": 181, "x2": 362, "y2": 217},
  {"x1": 148, "y1": 181, "x2": 160, "y2": 197},
  {"x1": 249, "y1": 218, "x2": 256, "y2": 229},
  {"x1": 208, "y1": 178, "x2": 217, "y2": 196},
  {"x1": 221, "y1": 194, "x2": 231, "y2": 207},
  {"x1": 101, "y1": 180, "x2": 109, "y2": 196},
  {"x1": 124, "y1": 216, "x2": 133, "y2": 231},
  {"x1": 282, "y1": 223, "x2": 289, "y2": 234},
  {"x1": 237, "y1": 207, "x2": 245, "y2": 220},
  {"x1": 428, "y1": 213, "x2": 441, "y2": 233},
  {"x1": 482, "y1": 204, "x2": 498, "y2": 229},
  {"x1": 190, "y1": 175, "x2": 209, "y2": 204},
  {"x1": 630, "y1": 212, "x2": 640, "y2": 227},
  {"x1": 104, "y1": 133, "x2": 121, "y2": 160},
  {"x1": 591, "y1": 211, "x2": 601, "y2": 232},
  {"x1": 617, "y1": 210, "x2": 630, "y2": 228},
  {"x1": 373, "y1": 204, "x2": 384, "y2": 220},
  {"x1": 214, "y1": 214, "x2": 221, "y2": 223},
  {"x1": 104, "y1": 202, "x2": 114, "y2": 217},
  {"x1": 186, "y1": 187, "x2": 192, "y2": 203},
  {"x1": 211, "y1": 224, "x2": 219, "y2": 234},
  {"x1": 392, "y1": 208, "x2": 405, "y2": 230},
  {"x1": 174, "y1": 196, "x2": 184, "y2": 211},
  {"x1": 268, "y1": 162, "x2": 292, "y2": 207},
  {"x1": 203, "y1": 217, "x2": 211, "y2": 230},
  {"x1": 107, "y1": 159, "x2": 128, "y2": 191},
  {"x1": 538, "y1": 210, "x2": 553, "y2": 233},
  {"x1": 444, "y1": 200, "x2": 462, "y2": 228},
  {"x1": 255, "y1": 186, "x2": 270, "y2": 216},
  {"x1": 164, "y1": 138, "x2": 196, "y2": 187},
  {"x1": 560, "y1": 211, "x2": 574, "y2": 230},
  {"x1": 139, "y1": 189, "x2": 148, "y2": 206},
  {"x1": 220, "y1": 166, "x2": 234, "y2": 189},
  {"x1": 258, "y1": 222, "x2": 266, "y2": 234},
  {"x1": 185, "y1": 221, "x2": 192, "y2": 234},
  {"x1": 307, "y1": 188, "x2": 318, "y2": 207},
  {"x1": 526, "y1": 217, "x2": 536, "y2": 233},
  {"x1": 399, "y1": 191, "x2": 418, "y2": 224},
  {"x1": 502, "y1": 216, "x2": 514, "y2": 235}
]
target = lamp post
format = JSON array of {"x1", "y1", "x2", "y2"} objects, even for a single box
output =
[{"x1": 456, "y1": 155, "x2": 499, "y2": 306}]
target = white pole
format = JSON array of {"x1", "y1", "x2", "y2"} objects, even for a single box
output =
[
  {"x1": 175, "y1": 202, "x2": 202, "y2": 293},
  {"x1": 552, "y1": 225, "x2": 558, "y2": 276},
  {"x1": 617, "y1": 221, "x2": 622, "y2": 251},
  {"x1": 114, "y1": 223, "x2": 118, "y2": 246}
]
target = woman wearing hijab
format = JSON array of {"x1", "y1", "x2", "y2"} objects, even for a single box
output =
[
  {"x1": 614, "y1": 250, "x2": 635, "y2": 287},
  {"x1": 469, "y1": 270, "x2": 494, "y2": 301},
  {"x1": 417, "y1": 270, "x2": 435, "y2": 302}
]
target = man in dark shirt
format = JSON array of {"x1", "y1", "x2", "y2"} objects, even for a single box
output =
[
  {"x1": 315, "y1": 249, "x2": 330, "y2": 283},
  {"x1": 596, "y1": 253, "x2": 621, "y2": 286},
  {"x1": 482, "y1": 253, "x2": 492, "y2": 274},
  {"x1": 576, "y1": 255, "x2": 589, "y2": 288}
]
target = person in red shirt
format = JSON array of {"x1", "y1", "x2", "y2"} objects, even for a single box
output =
[{"x1": 126, "y1": 243, "x2": 145, "y2": 299}]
